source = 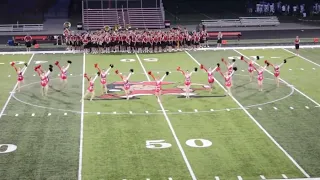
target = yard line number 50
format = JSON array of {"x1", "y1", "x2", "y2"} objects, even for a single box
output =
[{"x1": 146, "y1": 139, "x2": 212, "y2": 149}]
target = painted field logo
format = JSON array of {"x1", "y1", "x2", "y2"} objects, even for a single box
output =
[{"x1": 97, "y1": 81, "x2": 210, "y2": 100}]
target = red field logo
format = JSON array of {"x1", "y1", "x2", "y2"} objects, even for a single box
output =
[{"x1": 98, "y1": 81, "x2": 209, "y2": 100}]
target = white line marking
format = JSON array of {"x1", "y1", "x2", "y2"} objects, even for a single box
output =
[
  {"x1": 226, "y1": 108, "x2": 230, "y2": 111},
  {"x1": 290, "y1": 107, "x2": 294, "y2": 109},
  {"x1": 145, "y1": 111, "x2": 149, "y2": 114},
  {"x1": 168, "y1": 178, "x2": 173, "y2": 180},
  {"x1": 234, "y1": 50, "x2": 311, "y2": 177},
  {"x1": 300, "y1": 68, "x2": 304, "y2": 70},
  {"x1": 97, "y1": 112, "x2": 100, "y2": 115},
  {"x1": 70, "y1": 74, "x2": 73, "y2": 76},
  {"x1": 78, "y1": 52, "x2": 85, "y2": 180},
  {"x1": 48, "y1": 113, "x2": 51, "y2": 116},
  {"x1": 8, "y1": 75, "x2": 11, "y2": 77},
  {"x1": 313, "y1": 68, "x2": 316, "y2": 70},
  {"x1": 146, "y1": 178, "x2": 150, "y2": 180},
  {"x1": 236, "y1": 50, "x2": 320, "y2": 108},
  {"x1": 271, "y1": 57, "x2": 281, "y2": 58},
  {"x1": 316, "y1": 106, "x2": 320, "y2": 108},
  {"x1": 305, "y1": 106, "x2": 309, "y2": 109},
  {"x1": 188, "y1": 50, "x2": 310, "y2": 178},
  {"x1": 129, "y1": 111, "x2": 132, "y2": 114},
  {"x1": 282, "y1": 174, "x2": 288, "y2": 179},
  {"x1": 136, "y1": 53, "x2": 196, "y2": 180},
  {"x1": 33, "y1": 74, "x2": 36, "y2": 76},
  {"x1": 31, "y1": 113, "x2": 35, "y2": 116},
  {"x1": 194, "y1": 109, "x2": 198, "y2": 112},
  {"x1": 283, "y1": 48, "x2": 320, "y2": 68},
  {"x1": 178, "y1": 110, "x2": 182, "y2": 112},
  {"x1": 0, "y1": 63, "x2": 4, "y2": 64},
  {"x1": 215, "y1": 176, "x2": 220, "y2": 180},
  {"x1": 113, "y1": 112, "x2": 117, "y2": 114},
  {"x1": 15, "y1": 114, "x2": 19, "y2": 116},
  {"x1": 241, "y1": 70, "x2": 244, "y2": 72},
  {"x1": 273, "y1": 107, "x2": 278, "y2": 110},
  {"x1": 64, "y1": 112, "x2": 67, "y2": 115},
  {"x1": 260, "y1": 175, "x2": 266, "y2": 179},
  {"x1": 258, "y1": 107, "x2": 262, "y2": 110},
  {"x1": 210, "y1": 109, "x2": 214, "y2": 111},
  {"x1": 237, "y1": 176, "x2": 243, "y2": 180},
  {"x1": 0, "y1": 54, "x2": 34, "y2": 119},
  {"x1": 289, "y1": 69, "x2": 292, "y2": 71}
]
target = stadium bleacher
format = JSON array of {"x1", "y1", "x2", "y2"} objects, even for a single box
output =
[{"x1": 202, "y1": 16, "x2": 280, "y2": 28}]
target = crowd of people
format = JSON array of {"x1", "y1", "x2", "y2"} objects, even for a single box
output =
[{"x1": 63, "y1": 28, "x2": 209, "y2": 54}]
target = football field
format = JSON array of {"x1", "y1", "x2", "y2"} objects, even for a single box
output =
[{"x1": 1, "y1": 46, "x2": 320, "y2": 180}]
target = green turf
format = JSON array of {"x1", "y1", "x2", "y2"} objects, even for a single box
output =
[{"x1": 1, "y1": 48, "x2": 320, "y2": 179}]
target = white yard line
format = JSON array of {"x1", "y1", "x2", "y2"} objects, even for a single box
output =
[
  {"x1": 282, "y1": 48, "x2": 320, "y2": 68},
  {"x1": 136, "y1": 53, "x2": 197, "y2": 180},
  {"x1": 234, "y1": 50, "x2": 320, "y2": 108},
  {"x1": 185, "y1": 50, "x2": 310, "y2": 178},
  {"x1": 0, "y1": 53, "x2": 34, "y2": 119},
  {"x1": 78, "y1": 52, "x2": 85, "y2": 180}
]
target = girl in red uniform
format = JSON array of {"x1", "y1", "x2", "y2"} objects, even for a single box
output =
[
  {"x1": 217, "y1": 66, "x2": 237, "y2": 96},
  {"x1": 295, "y1": 36, "x2": 300, "y2": 55},
  {"x1": 35, "y1": 65, "x2": 52, "y2": 96},
  {"x1": 55, "y1": 60, "x2": 72, "y2": 89},
  {"x1": 177, "y1": 66, "x2": 198, "y2": 99},
  {"x1": 82, "y1": 72, "x2": 100, "y2": 101},
  {"x1": 222, "y1": 58, "x2": 236, "y2": 86},
  {"x1": 115, "y1": 69, "x2": 134, "y2": 100},
  {"x1": 94, "y1": 63, "x2": 114, "y2": 95},
  {"x1": 253, "y1": 61, "x2": 270, "y2": 91},
  {"x1": 10, "y1": 62, "x2": 28, "y2": 92},
  {"x1": 240, "y1": 56, "x2": 260, "y2": 82},
  {"x1": 148, "y1": 71, "x2": 170, "y2": 101},
  {"x1": 265, "y1": 59, "x2": 286, "y2": 87},
  {"x1": 200, "y1": 63, "x2": 220, "y2": 92}
]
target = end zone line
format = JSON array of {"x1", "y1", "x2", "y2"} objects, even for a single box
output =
[
  {"x1": 135, "y1": 53, "x2": 197, "y2": 180},
  {"x1": 0, "y1": 53, "x2": 34, "y2": 119},
  {"x1": 234, "y1": 49, "x2": 320, "y2": 108},
  {"x1": 185, "y1": 51, "x2": 310, "y2": 178},
  {"x1": 78, "y1": 52, "x2": 85, "y2": 180},
  {"x1": 233, "y1": 50, "x2": 310, "y2": 177},
  {"x1": 282, "y1": 48, "x2": 320, "y2": 68}
]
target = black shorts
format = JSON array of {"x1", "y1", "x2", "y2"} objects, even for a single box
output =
[
  {"x1": 295, "y1": 44, "x2": 299, "y2": 49},
  {"x1": 25, "y1": 42, "x2": 31, "y2": 48},
  {"x1": 217, "y1": 39, "x2": 222, "y2": 44}
]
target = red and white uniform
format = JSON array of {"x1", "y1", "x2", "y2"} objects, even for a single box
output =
[
  {"x1": 248, "y1": 63, "x2": 254, "y2": 73},
  {"x1": 274, "y1": 66, "x2": 280, "y2": 77},
  {"x1": 88, "y1": 81, "x2": 94, "y2": 92},
  {"x1": 124, "y1": 80, "x2": 130, "y2": 90},
  {"x1": 228, "y1": 65, "x2": 233, "y2": 75},
  {"x1": 155, "y1": 81, "x2": 161, "y2": 93},
  {"x1": 185, "y1": 75, "x2": 191, "y2": 86},
  {"x1": 41, "y1": 76, "x2": 48, "y2": 87},
  {"x1": 208, "y1": 72, "x2": 214, "y2": 83},
  {"x1": 225, "y1": 76, "x2": 232, "y2": 87},
  {"x1": 17, "y1": 72, "x2": 23, "y2": 81},
  {"x1": 257, "y1": 71, "x2": 264, "y2": 81},
  {"x1": 100, "y1": 73, "x2": 107, "y2": 85},
  {"x1": 61, "y1": 70, "x2": 67, "y2": 80}
]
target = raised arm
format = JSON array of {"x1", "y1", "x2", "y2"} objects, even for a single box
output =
[
  {"x1": 148, "y1": 71, "x2": 156, "y2": 81},
  {"x1": 115, "y1": 70, "x2": 124, "y2": 80},
  {"x1": 221, "y1": 58, "x2": 229, "y2": 66},
  {"x1": 10, "y1": 62, "x2": 18, "y2": 72},
  {"x1": 200, "y1": 64, "x2": 208, "y2": 72},
  {"x1": 278, "y1": 59, "x2": 287, "y2": 68},
  {"x1": 240, "y1": 56, "x2": 249, "y2": 64},
  {"x1": 105, "y1": 64, "x2": 114, "y2": 74},
  {"x1": 55, "y1": 61, "x2": 62, "y2": 71},
  {"x1": 84, "y1": 73, "x2": 90, "y2": 81},
  {"x1": 92, "y1": 73, "x2": 99, "y2": 82},
  {"x1": 176, "y1": 67, "x2": 185, "y2": 75}
]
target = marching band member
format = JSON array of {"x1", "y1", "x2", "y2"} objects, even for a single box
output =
[
  {"x1": 217, "y1": 66, "x2": 237, "y2": 96},
  {"x1": 115, "y1": 69, "x2": 134, "y2": 100},
  {"x1": 253, "y1": 61, "x2": 270, "y2": 91},
  {"x1": 55, "y1": 60, "x2": 72, "y2": 89},
  {"x1": 82, "y1": 72, "x2": 100, "y2": 101},
  {"x1": 148, "y1": 71, "x2": 170, "y2": 101},
  {"x1": 200, "y1": 63, "x2": 220, "y2": 92},
  {"x1": 177, "y1": 66, "x2": 198, "y2": 99},
  {"x1": 94, "y1": 63, "x2": 114, "y2": 95},
  {"x1": 240, "y1": 56, "x2": 260, "y2": 82},
  {"x1": 10, "y1": 62, "x2": 28, "y2": 92},
  {"x1": 266, "y1": 59, "x2": 287, "y2": 87},
  {"x1": 35, "y1": 65, "x2": 53, "y2": 97}
]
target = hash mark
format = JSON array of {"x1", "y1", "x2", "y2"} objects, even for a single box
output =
[
  {"x1": 241, "y1": 70, "x2": 244, "y2": 72},
  {"x1": 301, "y1": 68, "x2": 304, "y2": 70},
  {"x1": 282, "y1": 174, "x2": 288, "y2": 179},
  {"x1": 313, "y1": 68, "x2": 316, "y2": 70},
  {"x1": 146, "y1": 179, "x2": 150, "y2": 180},
  {"x1": 145, "y1": 111, "x2": 149, "y2": 114},
  {"x1": 8, "y1": 75, "x2": 11, "y2": 77},
  {"x1": 31, "y1": 113, "x2": 35, "y2": 116},
  {"x1": 178, "y1": 110, "x2": 182, "y2": 112},
  {"x1": 226, "y1": 108, "x2": 230, "y2": 111},
  {"x1": 70, "y1": 74, "x2": 73, "y2": 76},
  {"x1": 258, "y1": 107, "x2": 262, "y2": 110},
  {"x1": 237, "y1": 176, "x2": 243, "y2": 180},
  {"x1": 210, "y1": 109, "x2": 214, "y2": 111},
  {"x1": 97, "y1": 112, "x2": 100, "y2": 115},
  {"x1": 260, "y1": 175, "x2": 266, "y2": 179},
  {"x1": 113, "y1": 112, "x2": 117, "y2": 114},
  {"x1": 194, "y1": 109, "x2": 198, "y2": 112},
  {"x1": 157, "y1": 72, "x2": 159, "y2": 74},
  {"x1": 215, "y1": 176, "x2": 220, "y2": 180},
  {"x1": 289, "y1": 69, "x2": 292, "y2": 71},
  {"x1": 305, "y1": 106, "x2": 309, "y2": 109},
  {"x1": 129, "y1": 111, "x2": 132, "y2": 114},
  {"x1": 290, "y1": 107, "x2": 294, "y2": 109},
  {"x1": 48, "y1": 113, "x2": 51, "y2": 116},
  {"x1": 15, "y1": 114, "x2": 19, "y2": 116},
  {"x1": 168, "y1": 178, "x2": 173, "y2": 180},
  {"x1": 64, "y1": 113, "x2": 67, "y2": 115},
  {"x1": 33, "y1": 74, "x2": 36, "y2": 76},
  {"x1": 273, "y1": 107, "x2": 278, "y2": 110}
]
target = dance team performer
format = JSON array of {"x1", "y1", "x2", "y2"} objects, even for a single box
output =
[
  {"x1": 217, "y1": 66, "x2": 237, "y2": 96},
  {"x1": 200, "y1": 63, "x2": 220, "y2": 92},
  {"x1": 240, "y1": 56, "x2": 260, "y2": 82},
  {"x1": 177, "y1": 66, "x2": 198, "y2": 99},
  {"x1": 295, "y1": 36, "x2": 300, "y2": 55},
  {"x1": 10, "y1": 62, "x2": 28, "y2": 92},
  {"x1": 265, "y1": 59, "x2": 287, "y2": 87},
  {"x1": 82, "y1": 72, "x2": 100, "y2": 101},
  {"x1": 148, "y1": 71, "x2": 170, "y2": 101},
  {"x1": 115, "y1": 69, "x2": 134, "y2": 100},
  {"x1": 55, "y1": 60, "x2": 72, "y2": 89},
  {"x1": 35, "y1": 65, "x2": 53, "y2": 96},
  {"x1": 221, "y1": 58, "x2": 236, "y2": 86},
  {"x1": 94, "y1": 63, "x2": 114, "y2": 95},
  {"x1": 252, "y1": 61, "x2": 269, "y2": 91}
]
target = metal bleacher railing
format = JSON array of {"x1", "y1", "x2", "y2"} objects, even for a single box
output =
[
  {"x1": 0, "y1": 24, "x2": 44, "y2": 32},
  {"x1": 82, "y1": 0, "x2": 165, "y2": 30},
  {"x1": 202, "y1": 16, "x2": 280, "y2": 28}
]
